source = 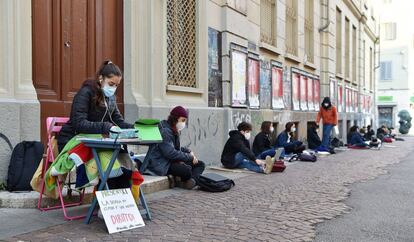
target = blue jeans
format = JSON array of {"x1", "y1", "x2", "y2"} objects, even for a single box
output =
[
  {"x1": 234, "y1": 152, "x2": 264, "y2": 173},
  {"x1": 256, "y1": 149, "x2": 276, "y2": 160},
  {"x1": 321, "y1": 124, "x2": 333, "y2": 148}
]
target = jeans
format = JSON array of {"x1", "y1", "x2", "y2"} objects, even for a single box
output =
[
  {"x1": 256, "y1": 149, "x2": 276, "y2": 160},
  {"x1": 234, "y1": 152, "x2": 264, "y2": 173},
  {"x1": 321, "y1": 124, "x2": 333, "y2": 148}
]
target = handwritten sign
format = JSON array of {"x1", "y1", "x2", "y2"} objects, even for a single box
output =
[{"x1": 96, "y1": 188, "x2": 145, "y2": 234}]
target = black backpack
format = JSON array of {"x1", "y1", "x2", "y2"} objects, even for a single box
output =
[
  {"x1": 7, "y1": 141, "x2": 44, "y2": 192},
  {"x1": 289, "y1": 152, "x2": 317, "y2": 162},
  {"x1": 197, "y1": 173, "x2": 235, "y2": 192}
]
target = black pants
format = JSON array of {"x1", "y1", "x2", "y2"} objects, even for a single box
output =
[{"x1": 168, "y1": 160, "x2": 205, "y2": 182}]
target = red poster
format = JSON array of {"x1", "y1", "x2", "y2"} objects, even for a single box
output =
[
  {"x1": 247, "y1": 59, "x2": 260, "y2": 108},
  {"x1": 271, "y1": 67, "x2": 284, "y2": 109},
  {"x1": 300, "y1": 75, "x2": 308, "y2": 110},
  {"x1": 345, "y1": 88, "x2": 350, "y2": 112},
  {"x1": 314, "y1": 79, "x2": 320, "y2": 111},
  {"x1": 338, "y1": 85, "x2": 343, "y2": 112},
  {"x1": 307, "y1": 77, "x2": 314, "y2": 110},
  {"x1": 292, "y1": 72, "x2": 300, "y2": 110}
]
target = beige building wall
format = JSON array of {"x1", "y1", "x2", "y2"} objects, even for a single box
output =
[
  {"x1": 0, "y1": 0, "x2": 40, "y2": 182},
  {"x1": 123, "y1": 0, "x2": 378, "y2": 166}
]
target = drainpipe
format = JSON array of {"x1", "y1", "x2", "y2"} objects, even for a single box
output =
[{"x1": 318, "y1": 0, "x2": 330, "y2": 32}]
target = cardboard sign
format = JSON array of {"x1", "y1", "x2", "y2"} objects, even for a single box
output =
[{"x1": 96, "y1": 188, "x2": 145, "y2": 234}]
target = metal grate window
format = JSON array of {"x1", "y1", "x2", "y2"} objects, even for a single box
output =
[
  {"x1": 304, "y1": 0, "x2": 314, "y2": 63},
  {"x1": 285, "y1": 0, "x2": 297, "y2": 56},
  {"x1": 345, "y1": 18, "x2": 350, "y2": 78},
  {"x1": 166, "y1": 0, "x2": 197, "y2": 88},
  {"x1": 260, "y1": 0, "x2": 276, "y2": 46},
  {"x1": 336, "y1": 8, "x2": 342, "y2": 74}
]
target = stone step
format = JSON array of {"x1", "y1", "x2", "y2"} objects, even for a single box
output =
[{"x1": 0, "y1": 175, "x2": 170, "y2": 209}]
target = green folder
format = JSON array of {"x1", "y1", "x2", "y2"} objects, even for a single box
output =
[{"x1": 134, "y1": 119, "x2": 163, "y2": 142}]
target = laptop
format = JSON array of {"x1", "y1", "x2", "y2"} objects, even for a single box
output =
[{"x1": 200, "y1": 173, "x2": 230, "y2": 182}]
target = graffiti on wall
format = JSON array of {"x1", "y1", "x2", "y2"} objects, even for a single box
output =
[{"x1": 182, "y1": 113, "x2": 220, "y2": 147}]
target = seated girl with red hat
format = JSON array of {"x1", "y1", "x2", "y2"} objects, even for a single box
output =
[{"x1": 146, "y1": 106, "x2": 205, "y2": 189}]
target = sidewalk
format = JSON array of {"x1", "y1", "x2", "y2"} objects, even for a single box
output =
[{"x1": 2, "y1": 137, "x2": 414, "y2": 241}]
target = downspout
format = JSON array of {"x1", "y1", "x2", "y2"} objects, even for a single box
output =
[{"x1": 318, "y1": 0, "x2": 330, "y2": 32}]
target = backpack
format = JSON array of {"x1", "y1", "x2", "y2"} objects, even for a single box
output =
[
  {"x1": 197, "y1": 173, "x2": 235, "y2": 192},
  {"x1": 289, "y1": 152, "x2": 317, "y2": 162},
  {"x1": 7, "y1": 141, "x2": 44, "y2": 192},
  {"x1": 331, "y1": 137, "x2": 344, "y2": 147}
]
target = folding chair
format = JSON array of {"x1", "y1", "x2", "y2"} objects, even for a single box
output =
[{"x1": 37, "y1": 117, "x2": 87, "y2": 220}]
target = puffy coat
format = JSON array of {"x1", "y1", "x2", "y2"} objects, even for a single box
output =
[
  {"x1": 57, "y1": 85, "x2": 133, "y2": 149},
  {"x1": 221, "y1": 130, "x2": 256, "y2": 168},
  {"x1": 252, "y1": 132, "x2": 272, "y2": 156},
  {"x1": 146, "y1": 120, "x2": 194, "y2": 176}
]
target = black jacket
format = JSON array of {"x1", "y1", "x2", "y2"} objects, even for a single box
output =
[
  {"x1": 221, "y1": 130, "x2": 256, "y2": 168},
  {"x1": 58, "y1": 85, "x2": 133, "y2": 148},
  {"x1": 252, "y1": 132, "x2": 272, "y2": 156},
  {"x1": 307, "y1": 127, "x2": 321, "y2": 149},
  {"x1": 147, "y1": 120, "x2": 193, "y2": 176}
]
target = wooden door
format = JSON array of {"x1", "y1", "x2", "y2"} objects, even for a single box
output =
[{"x1": 32, "y1": 0, "x2": 124, "y2": 144}]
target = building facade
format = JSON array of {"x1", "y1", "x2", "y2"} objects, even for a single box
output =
[
  {"x1": 0, "y1": 0, "x2": 378, "y2": 182},
  {"x1": 377, "y1": 0, "x2": 414, "y2": 132}
]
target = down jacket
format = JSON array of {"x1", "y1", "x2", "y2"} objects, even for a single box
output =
[
  {"x1": 146, "y1": 120, "x2": 194, "y2": 176},
  {"x1": 58, "y1": 85, "x2": 133, "y2": 149},
  {"x1": 221, "y1": 130, "x2": 256, "y2": 168}
]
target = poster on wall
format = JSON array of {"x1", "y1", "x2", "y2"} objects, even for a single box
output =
[
  {"x1": 292, "y1": 71, "x2": 300, "y2": 111},
  {"x1": 300, "y1": 74, "x2": 308, "y2": 111},
  {"x1": 345, "y1": 88, "x2": 350, "y2": 112},
  {"x1": 307, "y1": 75, "x2": 314, "y2": 111},
  {"x1": 271, "y1": 65, "x2": 284, "y2": 109},
  {"x1": 247, "y1": 58, "x2": 260, "y2": 108},
  {"x1": 208, "y1": 28, "x2": 223, "y2": 107},
  {"x1": 329, "y1": 78, "x2": 337, "y2": 106},
  {"x1": 314, "y1": 78, "x2": 320, "y2": 111},
  {"x1": 231, "y1": 50, "x2": 247, "y2": 107},
  {"x1": 260, "y1": 60, "x2": 272, "y2": 109},
  {"x1": 338, "y1": 84, "x2": 343, "y2": 112},
  {"x1": 354, "y1": 91, "x2": 358, "y2": 113}
]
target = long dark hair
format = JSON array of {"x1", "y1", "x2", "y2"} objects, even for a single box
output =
[
  {"x1": 285, "y1": 122, "x2": 294, "y2": 132},
  {"x1": 261, "y1": 121, "x2": 272, "y2": 134},
  {"x1": 81, "y1": 60, "x2": 122, "y2": 106}
]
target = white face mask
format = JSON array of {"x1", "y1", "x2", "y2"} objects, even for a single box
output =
[
  {"x1": 291, "y1": 127, "x2": 296, "y2": 132},
  {"x1": 244, "y1": 132, "x2": 251, "y2": 140},
  {"x1": 323, "y1": 103, "x2": 329, "y2": 107},
  {"x1": 176, "y1": 121, "x2": 186, "y2": 131},
  {"x1": 102, "y1": 83, "x2": 117, "y2": 97},
  {"x1": 269, "y1": 127, "x2": 274, "y2": 133}
]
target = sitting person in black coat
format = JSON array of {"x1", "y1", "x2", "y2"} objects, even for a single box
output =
[
  {"x1": 275, "y1": 122, "x2": 305, "y2": 156},
  {"x1": 307, "y1": 122, "x2": 322, "y2": 150},
  {"x1": 349, "y1": 125, "x2": 368, "y2": 147},
  {"x1": 147, "y1": 106, "x2": 205, "y2": 189},
  {"x1": 253, "y1": 121, "x2": 278, "y2": 159},
  {"x1": 364, "y1": 125, "x2": 375, "y2": 140},
  {"x1": 221, "y1": 122, "x2": 274, "y2": 174}
]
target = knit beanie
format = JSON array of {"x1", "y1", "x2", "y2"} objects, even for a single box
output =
[{"x1": 170, "y1": 106, "x2": 188, "y2": 118}]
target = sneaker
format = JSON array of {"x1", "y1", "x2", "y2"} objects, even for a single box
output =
[
  {"x1": 181, "y1": 178, "x2": 196, "y2": 189},
  {"x1": 264, "y1": 156, "x2": 275, "y2": 174}
]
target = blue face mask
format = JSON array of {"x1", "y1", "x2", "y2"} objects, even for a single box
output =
[{"x1": 102, "y1": 84, "x2": 117, "y2": 97}]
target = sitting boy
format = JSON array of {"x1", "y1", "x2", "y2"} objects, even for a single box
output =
[{"x1": 221, "y1": 122, "x2": 274, "y2": 174}]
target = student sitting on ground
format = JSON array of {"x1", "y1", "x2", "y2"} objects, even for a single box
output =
[
  {"x1": 147, "y1": 106, "x2": 205, "y2": 189},
  {"x1": 348, "y1": 125, "x2": 369, "y2": 147},
  {"x1": 364, "y1": 125, "x2": 375, "y2": 140},
  {"x1": 221, "y1": 122, "x2": 274, "y2": 174},
  {"x1": 275, "y1": 122, "x2": 305, "y2": 155},
  {"x1": 307, "y1": 122, "x2": 322, "y2": 150},
  {"x1": 253, "y1": 121, "x2": 277, "y2": 159}
]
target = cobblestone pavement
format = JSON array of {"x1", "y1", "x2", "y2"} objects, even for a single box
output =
[{"x1": 6, "y1": 137, "x2": 414, "y2": 242}]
